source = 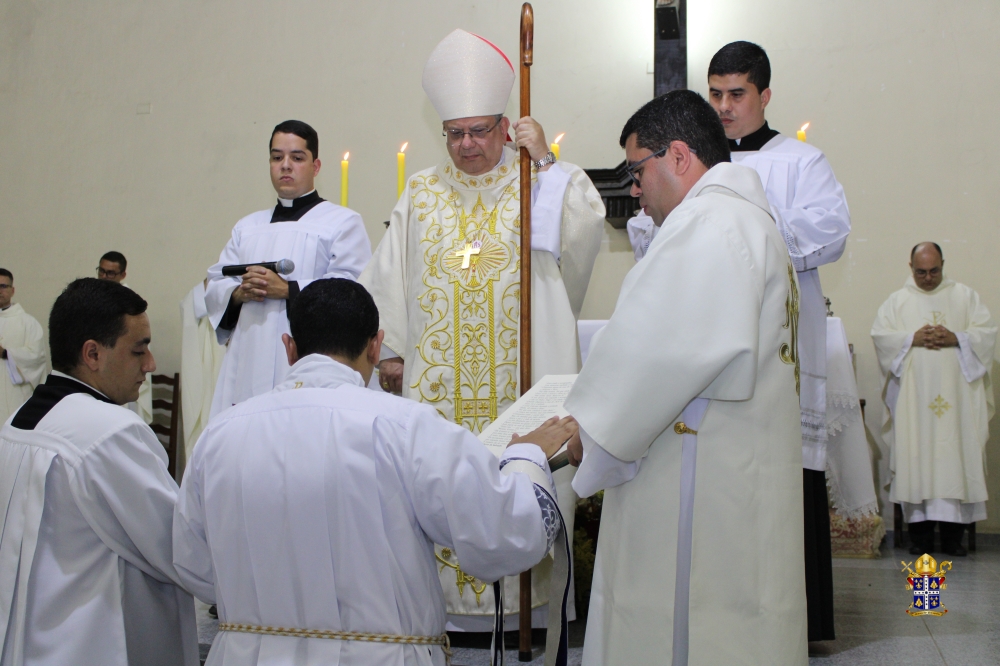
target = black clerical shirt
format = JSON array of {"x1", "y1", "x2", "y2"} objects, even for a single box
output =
[
  {"x1": 217, "y1": 191, "x2": 326, "y2": 331},
  {"x1": 728, "y1": 121, "x2": 780, "y2": 153}
]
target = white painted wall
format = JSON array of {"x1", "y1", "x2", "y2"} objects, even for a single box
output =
[
  {"x1": 5, "y1": 0, "x2": 1000, "y2": 529},
  {"x1": 0, "y1": 0, "x2": 652, "y2": 368},
  {"x1": 689, "y1": 0, "x2": 1000, "y2": 532}
]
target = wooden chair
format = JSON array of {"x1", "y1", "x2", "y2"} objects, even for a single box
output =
[{"x1": 150, "y1": 373, "x2": 181, "y2": 480}]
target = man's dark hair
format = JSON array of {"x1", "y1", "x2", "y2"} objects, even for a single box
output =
[
  {"x1": 619, "y1": 90, "x2": 731, "y2": 169},
  {"x1": 0, "y1": 269, "x2": 12, "y2": 283},
  {"x1": 49, "y1": 278, "x2": 148, "y2": 373},
  {"x1": 708, "y1": 41, "x2": 771, "y2": 93},
  {"x1": 288, "y1": 278, "x2": 379, "y2": 360},
  {"x1": 270, "y1": 120, "x2": 319, "y2": 160},
  {"x1": 911, "y1": 242, "x2": 943, "y2": 261},
  {"x1": 100, "y1": 251, "x2": 127, "y2": 271}
]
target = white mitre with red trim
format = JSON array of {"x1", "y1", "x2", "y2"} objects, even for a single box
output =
[{"x1": 422, "y1": 29, "x2": 515, "y2": 121}]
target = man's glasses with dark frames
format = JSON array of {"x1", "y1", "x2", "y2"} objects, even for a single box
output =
[
  {"x1": 97, "y1": 267, "x2": 122, "y2": 279},
  {"x1": 625, "y1": 147, "x2": 667, "y2": 187}
]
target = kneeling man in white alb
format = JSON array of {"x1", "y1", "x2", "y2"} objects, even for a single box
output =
[
  {"x1": 0, "y1": 278, "x2": 198, "y2": 666},
  {"x1": 174, "y1": 278, "x2": 572, "y2": 665}
]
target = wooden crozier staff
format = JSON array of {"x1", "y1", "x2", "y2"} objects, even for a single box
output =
[{"x1": 518, "y1": 2, "x2": 534, "y2": 662}]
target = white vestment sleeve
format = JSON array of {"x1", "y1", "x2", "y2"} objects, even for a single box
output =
[
  {"x1": 774, "y1": 152, "x2": 851, "y2": 271},
  {"x1": 566, "y1": 211, "x2": 762, "y2": 462},
  {"x1": 295, "y1": 209, "x2": 372, "y2": 289},
  {"x1": 374, "y1": 408, "x2": 552, "y2": 583},
  {"x1": 5, "y1": 356, "x2": 23, "y2": 385},
  {"x1": 890, "y1": 333, "x2": 915, "y2": 377},
  {"x1": 530, "y1": 163, "x2": 572, "y2": 261},
  {"x1": 956, "y1": 332, "x2": 988, "y2": 383},
  {"x1": 67, "y1": 422, "x2": 190, "y2": 589},
  {"x1": 172, "y1": 445, "x2": 216, "y2": 603},
  {"x1": 3, "y1": 314, "x2": 46, "y2": 387},
  {"x1": 571, "y1": 426, "x2": 640, "y2": 498},
  {"x1": 626, "y1": 213, "x2": 657, "y2": 261},
  {"x1": 205, "y1": 225, "x2": 243, "y2": 344}
]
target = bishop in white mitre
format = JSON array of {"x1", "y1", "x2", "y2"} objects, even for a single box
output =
[
  {"x1": 0, "y1": 278, "x2": 197, "y2": 666},
  {"x1": 360, "y1": 29, "x2": 604, "y2": 630},
  {"x1": 206, "y1": 120, "x2": 372, "y2": 417},
  {"x1": 180, "y1": 280, "x2": 226, "y2": 461},
  {"x1": 872, "y1": 242, "x2": 996, "y2": 557},
  {"x1": 568, "y1": 92, "x2": 807, "y2": 665},
  {"x1": 0, "y1": 271, "x2": 47, "y2": 424},
  {"x1": 174, "y1": 278, "x2": 569, "y2": 666}
]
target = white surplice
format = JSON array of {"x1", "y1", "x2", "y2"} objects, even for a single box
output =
[
  {"x1": 360, "y1": 147, "x2": 603, "y2": 628},
  {"x1": 0, "y1": 373, "x2": 198, "y2": 666},
  {"x1": 568, "y1": 163, "x2": 807, "y2": 666},
  {"x1": 824, "y1": 317, "x2": 878, "y2": 518},
  {"x1": 0, "y1": 304, "x2": 47, "y2": 424},
  {"x1": 872, "y1": 277, "x2": 996, "y2": 523},
  {"x1": 206, "y1": 201, "x2": 371, "y2": 417},
  {"x1": 174, "y1": 354, "x2": 559, "y2": 666},
  {"x1": 626, "y1": 135, "x2": 850, "y2": 470},
  {"x1": 180, "y1": 282, "x2": 226, "y2": 462}
]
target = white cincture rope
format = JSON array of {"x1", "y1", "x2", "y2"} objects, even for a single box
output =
[{"x1": 218, "y1": 622, "x2": 452, "y2": 663}]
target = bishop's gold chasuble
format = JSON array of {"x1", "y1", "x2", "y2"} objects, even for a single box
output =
[
  {"x1": 362, "y1": 147, "x2": 604, "y2": 621},
  {"x1": 872, "y1": 277, "x2": 996, "y2": 506}
]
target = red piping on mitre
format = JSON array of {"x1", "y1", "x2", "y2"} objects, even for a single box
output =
[{"x1": 471, "y1": 32, "x2": 514, "y2": 72}]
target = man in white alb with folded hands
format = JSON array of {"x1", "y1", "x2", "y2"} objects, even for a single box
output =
[{"x1": 174, "y1": 278, "x2": 573, "y2": 665}]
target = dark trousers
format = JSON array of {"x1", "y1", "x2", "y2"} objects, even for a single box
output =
[
  {"x1": 908, "y1": 520, "x2": 966, "y2": 552},
  {"x1": 803, "y1": 469, "x2": 835, "y2": 642}
]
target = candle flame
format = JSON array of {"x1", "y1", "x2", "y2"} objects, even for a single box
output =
[
  {"x1": 553, "y1": 133, "x2": 565, "y2": 144},
  {"x1": 400, "y1": 142, "x2": 408, "y2": 153},
  {"x1": 343, "y1": 152, "x2": 350, "y2": 161},
  {"x1": 799, "y1": 122, "x2": 810, "y2": 132}
]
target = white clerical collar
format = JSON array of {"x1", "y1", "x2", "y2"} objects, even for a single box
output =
[
  {"x1": 276, "y1": 353, "x2": 366, "y2": 392},
  {"x1": 278, "y1": 189, "x2": 316, "y2": 207},
  {"x1": 50, "y1": 370, "x2": 113, "y2": 400}
]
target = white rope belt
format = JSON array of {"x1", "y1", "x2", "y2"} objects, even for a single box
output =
[{"x1": 218, "y1": 623, "x2": 451, "y2": 660}]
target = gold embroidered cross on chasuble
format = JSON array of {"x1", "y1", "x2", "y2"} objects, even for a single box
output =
[{"x1": 410, "y1": 157, "x2": 530, "y2": 434}]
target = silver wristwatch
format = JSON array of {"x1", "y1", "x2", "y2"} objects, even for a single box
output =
[{"x1": 533, "y1": 151, "x2": 557, "y2": 170}]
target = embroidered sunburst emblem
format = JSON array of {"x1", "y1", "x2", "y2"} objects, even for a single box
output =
[
  {"x1": 928, "y1": 395, "x2": 951, "y2": 418},
  {"x1": 443, "y1": 230, "x2": 510, "y2": 290}
]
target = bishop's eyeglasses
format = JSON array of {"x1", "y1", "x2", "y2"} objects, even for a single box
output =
[{"x1": 443, "y1": 120, "x2": 501, "y2": 146}]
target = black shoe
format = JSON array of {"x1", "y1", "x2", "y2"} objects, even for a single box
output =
[
  {"x1": 939, "y1": 522, "x2": 967, "y2": 556},
  {"x1": 208, "y1": 604, "x2": 218, "y2": 619},
  {"x1": 906, "y1": 521, "x2": 935, "y2": 554},
  {"x1": 942, "y1": 542, "x2": 968, "y2": 556}
]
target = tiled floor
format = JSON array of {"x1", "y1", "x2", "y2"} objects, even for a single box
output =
[{"x1": 197, "y1": 536, "x2": 1000, "y2": 665}]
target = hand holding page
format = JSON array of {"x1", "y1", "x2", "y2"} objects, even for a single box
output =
[{"x1": 478, "y1": 374, "x2": 578, "y2": 468}]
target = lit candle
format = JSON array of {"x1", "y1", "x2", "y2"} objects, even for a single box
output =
[
  {"x1": 797, "y1": 122, "x2": 810, "y2": 142},
  {"x1": 397, "y1": 142, "x2": 408, "y2": 198},
  {"x1": 550, "y1": 132, "x2": 565, "y2": 160},
  {"x1": 340, "y1": 152, "x2": 349, "y2": 207}
]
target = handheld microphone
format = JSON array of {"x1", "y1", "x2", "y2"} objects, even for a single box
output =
[{"x1": 221, "y1": 259, "x2": 295, "y2": 277}]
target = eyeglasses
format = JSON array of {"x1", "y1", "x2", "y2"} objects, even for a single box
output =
[
  {"x1": 442, "y1": 120, "x2": 501, "y2": 145},
  {"x1": 97, "y1": 267, "x2": 122, "y2": 279},
  {"x1": 0, "y1": 284, "x2": 11, "y2": 290},
  {"x1": 625, "y1": 147, "x2": 667, "y2": 187}
]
